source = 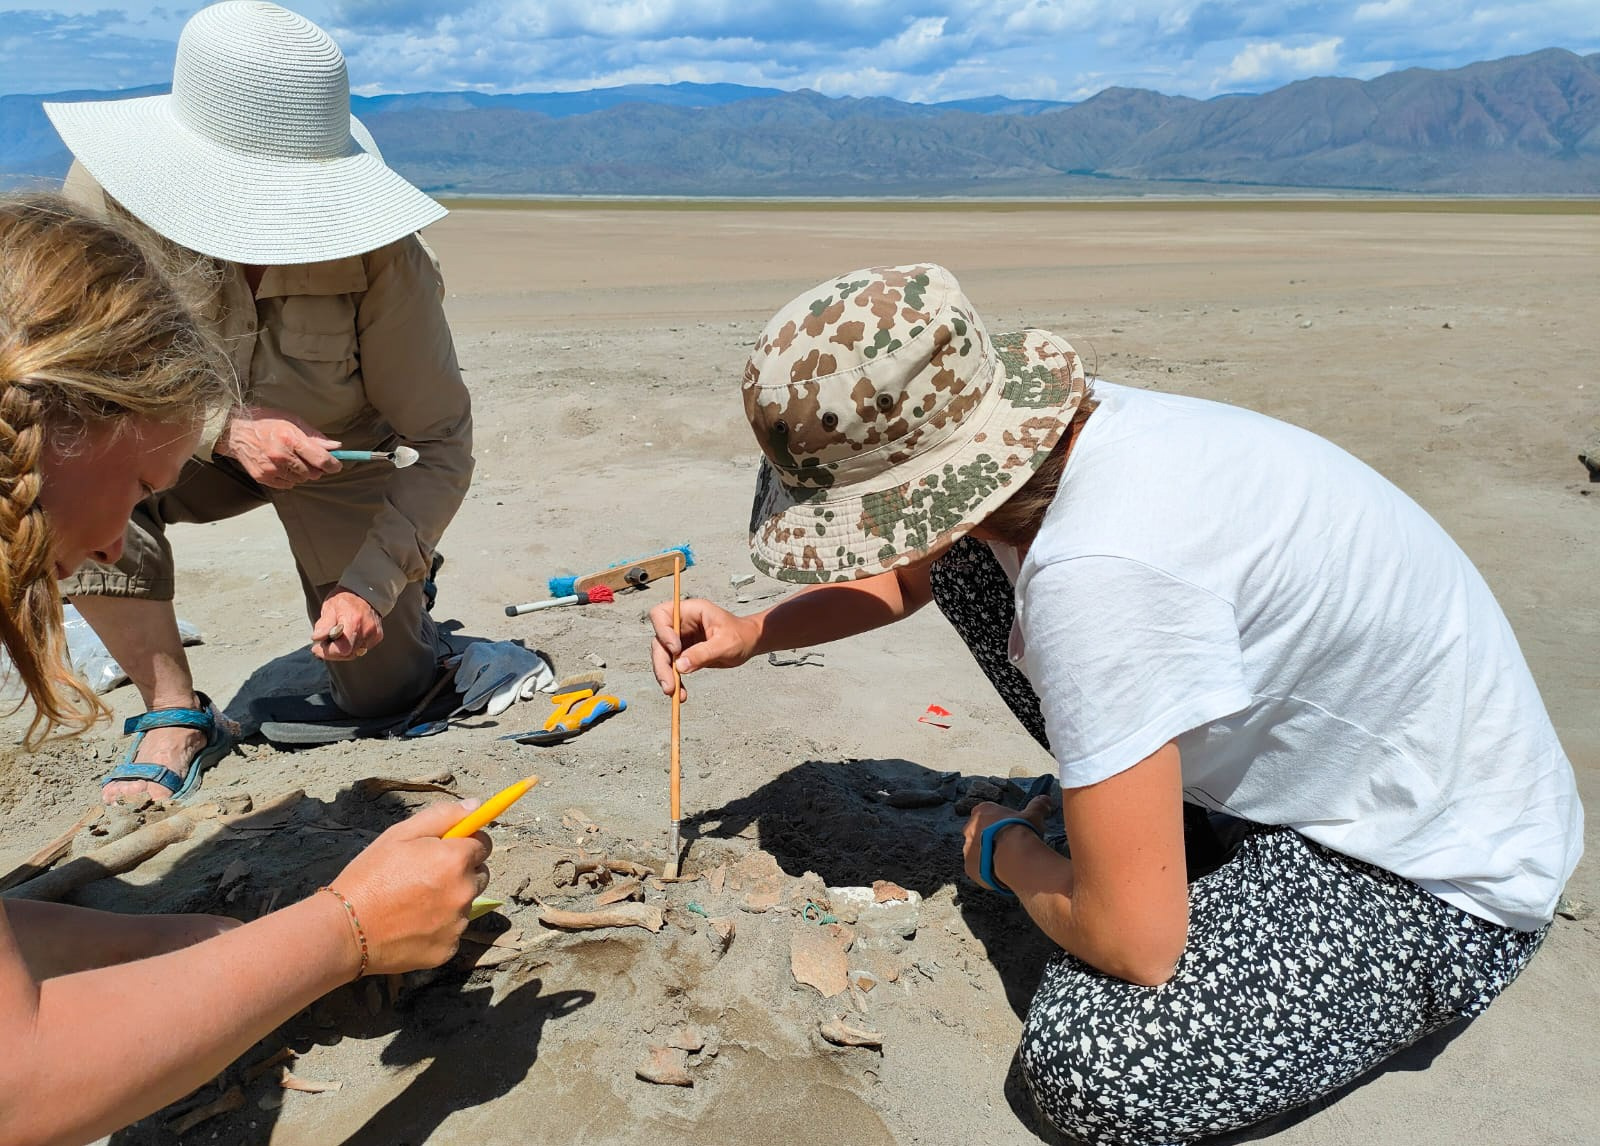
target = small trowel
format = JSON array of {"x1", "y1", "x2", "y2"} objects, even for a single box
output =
[{"x1": 331, "y1": 446, "x2": 419, "y2": 468}]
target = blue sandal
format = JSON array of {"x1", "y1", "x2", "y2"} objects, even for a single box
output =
[{"x1": 100, "y1": 691, "x2": 235, "y2": 803}]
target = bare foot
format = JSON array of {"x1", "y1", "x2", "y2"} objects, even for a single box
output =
[{"x1": 101, "y1": 723, "x2": 208, "y2": 805}]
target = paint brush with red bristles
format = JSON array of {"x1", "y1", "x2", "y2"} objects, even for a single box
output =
[{"x1": 504, "y1": 583, "x2": 615, "y2": 616}]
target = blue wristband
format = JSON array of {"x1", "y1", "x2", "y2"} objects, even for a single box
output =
[{"x1": 979, "y1": 816, "x2": 1043, "y2": 897}]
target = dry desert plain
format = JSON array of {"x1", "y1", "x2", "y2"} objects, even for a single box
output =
[{"x1": 2, "y1": 200, "x2": 1597, "y2": 1145}]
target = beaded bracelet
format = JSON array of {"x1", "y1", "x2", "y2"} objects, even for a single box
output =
[{"x1": 318, "y1": 885, "x2": 369, "y2": 979}]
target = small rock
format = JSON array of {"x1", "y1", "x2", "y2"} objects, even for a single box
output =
[
  {"x1": 1299, "y1": 320, "x2": 1314, "y2": 329},
  {"x1": 873, "y1": 880, "x2": 910, "y2": 903},
  {"x1": 1442, "y1": 321, "x2": 1453, "y2": 329},
  {"x1": 584, "y1": 653, "x2": 606, "y2": 668},
  {"x1": 708, "y1": 916, "x2": 736, "y2": 953},
  {"x1": 850, "y1": 969, "x2": 879, "y2": 993},
  {"x1": 964, "y1": 778, "x2": 1006, "y2": 802},
  {"x1": 1556, "y1": 894, "x2": 1590, "y2": 921},
  {"x1": 828, "y1": 885, "x2": 922, "y2": 940}
]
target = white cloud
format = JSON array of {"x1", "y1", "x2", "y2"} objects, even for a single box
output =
[
  {"x1": 1223, "y1": 37, "x2": 1344, "y2": 83},
  {"x1": 0, "y1": 1, "x2": 1596, "y2": 102}
]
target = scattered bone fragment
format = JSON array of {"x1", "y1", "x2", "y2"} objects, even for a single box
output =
[
  {"x1": 561, "y1": 808, "x2": 600, "y2": 834},
  {"x1": 218, "y1": 789, "x2": 300, "y2": 828},
  {"x1": 167, "y1": 1086, "x2": 244, "y2": 1134},
  {"x1": 0, "y1": 803, "x2": 103, "y2": 892},
  {"x1": 539, "y1": 903, "x2": 664, "y2": 933},
  {"x1": 822, "y1": 922, "x2": 857, "y2": 951},
  {"x1": 355, "y1": 772, "x2": 456, "y2": 797},
  {"x1": 595, "y1": 877, "x2": 644, "y2": 906},
  {"x1": 10, "y1": 799, "x2": 245, "y2": 901},
  {"x1": 669, "y1": 1026, "x2": 705, "y2": 1053},
  {"x1": 606, "y1": 859, "x2": 653, "y2": 879},
  {"x1": 790, "y1": 928, "x2": 849, "y2": 997},
  {"x1": 454, "y1": 942, "x2": 526, "y2": 970},
  {"x1": 850, "y1": 969, "x2": 879, "y2": 993},
  {"x1": 462, "y1": 926, "x2": 525, "y2": 950},
  {"x1": 242, "y1": 1047, "x2": 296, "y2": 1085},
  {"x1": 636, "y1": 1045, "x2": 694, "y2": 1087},
  {"x1": 280, "y1": 1070, "x2": 342, "y2": 1094},
  {"x1": 819, "y1": 1017, "x2": 884, "y2": 1049},
  {"x1": 741, "y1": 886, "x2": 782, "y2": 913},
  {"x1": 886, "y1": 788, "x2": 945, "y2": 809},
  {"x1": 218, "y1": 859, "x2": 252, "y2": 890}
]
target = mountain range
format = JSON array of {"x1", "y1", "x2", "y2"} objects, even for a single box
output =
[{"x1": 4, "y1": 49, "x2": 1598, "y2": 196}]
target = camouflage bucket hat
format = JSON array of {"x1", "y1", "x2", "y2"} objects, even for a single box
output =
[{"x1": 744, "y1": 263, "x2": 1086, "y2": 584}]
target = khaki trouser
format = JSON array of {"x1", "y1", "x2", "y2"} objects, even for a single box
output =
[{"x1": 62, "y1": 456, "x2": 441, "y2": 718}]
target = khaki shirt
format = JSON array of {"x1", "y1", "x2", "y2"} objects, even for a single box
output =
[{"x1": 64, "y1": 163, "x2": 474, "y2": 616}]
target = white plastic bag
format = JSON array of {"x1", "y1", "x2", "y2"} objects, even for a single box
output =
[{"x1": 0, "y1": 604, "x2": 203, "y2": 698}]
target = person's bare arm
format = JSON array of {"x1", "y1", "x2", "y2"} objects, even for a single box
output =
[
  {"x1": 965, "y1": 743, "x2": 1190, "y2": 986},
  {"x1": 0, "y1": 800, "x2": 489, "y2": 1146},
  {"x1": 649, "y1": 562, "x2": 933, "y2": 695},
  {"x1": 2, "y1": 900, "x2": 237, "y2": 980}
]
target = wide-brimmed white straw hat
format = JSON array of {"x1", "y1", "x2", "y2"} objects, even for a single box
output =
[{"x1": 44, "y1": 1, "x2": 445, "y2": 265}]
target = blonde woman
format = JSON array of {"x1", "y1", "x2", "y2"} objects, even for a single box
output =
[
  {"x1": 651, "y1": 264, "x2": 1581, "y2": 1145},
  {"x1": 44, "y1": 1, "x2": 474, "y2": 799},
  {"x1": 0, "y1": 195, "x2": 489, "y2": 1145}
]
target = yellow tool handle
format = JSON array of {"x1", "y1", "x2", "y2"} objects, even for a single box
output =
[{"x1": 443, "y1": 776, "x2": 539, "y2": 839}]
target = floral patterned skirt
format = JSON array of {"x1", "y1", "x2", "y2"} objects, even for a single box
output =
[{"x1": 929, "y1": 537, "x2": 1547, "y2": 1146}]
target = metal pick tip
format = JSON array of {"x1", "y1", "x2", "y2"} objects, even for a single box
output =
[{"x1": 392, "y1": 446, "x2": 420, "y2": 468}]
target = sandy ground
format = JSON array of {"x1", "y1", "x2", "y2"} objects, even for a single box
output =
[{"x1": 2, "y1": 204, "x2": 1597, "y2": 1145}]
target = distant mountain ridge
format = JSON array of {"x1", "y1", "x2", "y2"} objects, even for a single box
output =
[{"x1": 4, "y1": 51, "x2": 1597, "y2": 195}]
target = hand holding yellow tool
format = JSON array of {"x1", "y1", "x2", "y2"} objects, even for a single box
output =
[
  {"x1": 445, "y1": 775, "x2": 539, "y2": 838},
  {"x1": 448, "y1": 775, "x2": 539, "y2": 920}
]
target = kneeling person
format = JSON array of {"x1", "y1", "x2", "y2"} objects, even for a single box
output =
[{"x1": 46, "y1": 1, "x2": 474, "y2": 801}]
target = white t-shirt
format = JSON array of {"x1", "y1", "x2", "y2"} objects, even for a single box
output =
[{"x1": 1005, "y1": 382, "x2": 1582, "y2": 931}]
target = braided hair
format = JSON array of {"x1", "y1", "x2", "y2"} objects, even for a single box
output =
[{"x1": 0, "y1": 194, "x2": 233, "y2": 746}]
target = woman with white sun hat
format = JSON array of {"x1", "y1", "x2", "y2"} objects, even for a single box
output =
[{"x1": 45, "y1": 1, "x2": 474, "y2": 802}]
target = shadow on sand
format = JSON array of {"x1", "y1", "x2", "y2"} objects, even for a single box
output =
[
  {"x1": 682, "y1": 754, "x2": 1480, "y2": 1146},
  {"x1": 93, "y1": 779, "x2": 592, "y2": 1145}
]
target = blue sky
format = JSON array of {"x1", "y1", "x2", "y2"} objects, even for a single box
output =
[{"x1": 4, "y1": 1, "x2": 1597, "y2": 101}]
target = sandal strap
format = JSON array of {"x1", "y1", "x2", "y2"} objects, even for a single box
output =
[
  {"x1": 122, "y1": 693, "x2": 217, "y2": 737},
  {"x1": 101, "y1": 762, "x2": 189, "y2": 792}
]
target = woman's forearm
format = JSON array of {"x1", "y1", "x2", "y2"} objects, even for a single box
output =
[
  {"x1": 750, "y1": 566, "x2": 930, "y2": 654},
  {"x1": 1, "y1": 894, "x2": 358, "y2": 1146},
  {"x1": 4, "y1": 900, "x2": 235, "y2": 980},
  {"x1": 996, "y1": 830, "x2": 1184, "y2": 988}
]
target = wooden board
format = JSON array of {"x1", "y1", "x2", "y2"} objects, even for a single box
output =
[{"x1": 573, "y1": 551, "x2": 687, "y2": 594}]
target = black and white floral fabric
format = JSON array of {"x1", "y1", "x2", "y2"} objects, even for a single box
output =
[
  {"x1": 1022, "y1": 827, "x2": 1546, "y2": 1146},
  {"x1": 929, "y1": 536, "x2": 1547, "y2": 1146}
]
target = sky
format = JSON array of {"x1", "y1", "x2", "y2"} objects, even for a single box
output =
[{"x1": 3, "y1": 1, "x2": 1597, "y2": 102}]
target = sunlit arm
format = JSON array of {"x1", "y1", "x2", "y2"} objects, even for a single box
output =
[{"x1": 994, "y1": 743, "x2": 1190, "y2": 987}]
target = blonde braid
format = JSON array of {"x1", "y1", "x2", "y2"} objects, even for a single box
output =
[
  {"x1": 0, "y1": 376, "x2": 98, "y2": 743},
  {"x1": 0, "y1": 193, "x2": 234, "y2": 747}
]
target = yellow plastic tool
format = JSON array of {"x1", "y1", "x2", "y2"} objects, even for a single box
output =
[{"x1": 443, "y1": 775, "x2": 539, "y2": 839}]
